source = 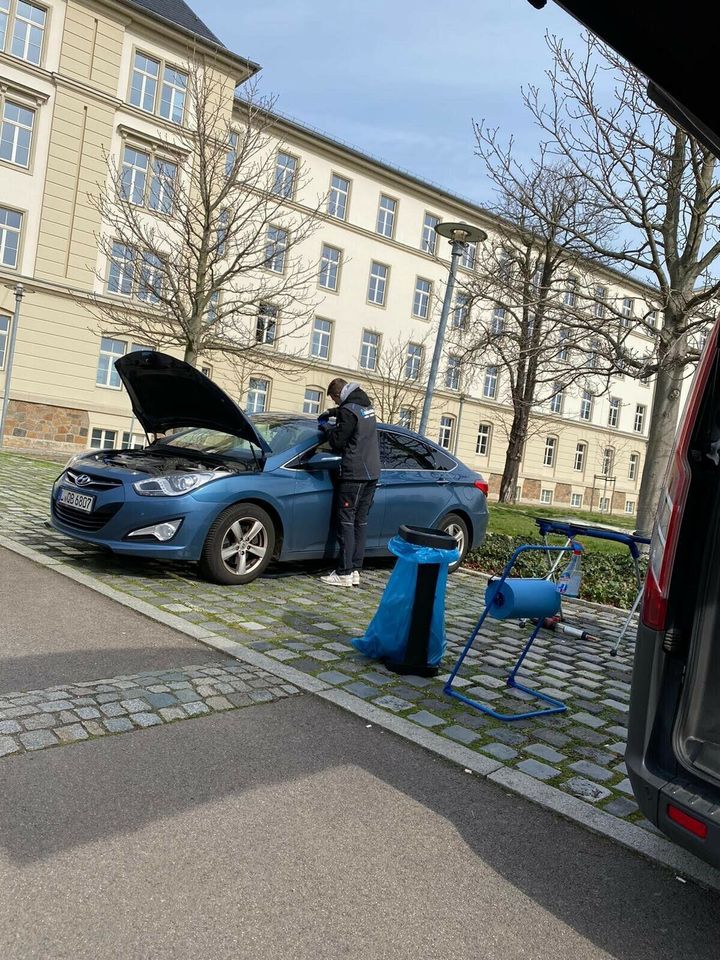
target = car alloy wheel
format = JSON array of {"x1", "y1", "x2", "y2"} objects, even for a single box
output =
[
  {"x1": 445, "y1": 521, "x2": 465, "y2": 557},
  {"x1": 220, "y1": 516, "x2": 269, "y2": 577}
]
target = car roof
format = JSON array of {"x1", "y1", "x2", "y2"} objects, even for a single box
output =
[{"x1": 540, "y1": 1, "x2": 720, "y2": 158}]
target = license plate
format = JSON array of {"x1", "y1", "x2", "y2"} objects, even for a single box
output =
[{"x1": 58, "y1": 488, "x2": 95, "y2": 513}]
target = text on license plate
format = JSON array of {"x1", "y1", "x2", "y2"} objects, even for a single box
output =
[{"x1": 59, "y1": 488, "x2": 95, "y2": 513}]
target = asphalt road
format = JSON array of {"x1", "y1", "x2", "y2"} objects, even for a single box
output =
[
  {"x1": 0, "y1": 547, "x2": 226, "y2": 693},
  {"x1": 2, "y1": 693, "x2": 719, "y2": 960}
]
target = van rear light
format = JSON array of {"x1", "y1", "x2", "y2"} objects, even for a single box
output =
[
  {"x1": 667, "y1": 803, "x2": 708, "y2": 839},
  {"x1": 474, "y1": 479, "x2": 489, "y2": 496},
  {"x1": 642, "y1": 321, "x2": 720, "y2": 631}
]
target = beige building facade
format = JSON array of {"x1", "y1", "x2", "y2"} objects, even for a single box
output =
[{"x1": 0, "y1": 0, "x2": 660, "y2": 516}]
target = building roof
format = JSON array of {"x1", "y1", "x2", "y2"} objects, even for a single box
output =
[{"x1": 125, "y1": 0, "x2": 222, "y2": 44}]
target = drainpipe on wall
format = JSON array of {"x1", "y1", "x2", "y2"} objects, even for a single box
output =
[{"x1": 454, "y1": 393, "x2": 465, "y2": 456}]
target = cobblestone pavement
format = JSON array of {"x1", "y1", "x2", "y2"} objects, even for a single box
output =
[
  {"x1": 0, "y1": 452, "x2": 643, "y2": 827},
  {"x1": 0, "y1": 659, "x2": 298, "y2": 758}
]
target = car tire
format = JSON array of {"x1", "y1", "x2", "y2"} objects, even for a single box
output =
[
  {"x1": 437, "y1": 513, "x2": 470, "y2": 573},
  {"x1": 199, "y1": 503, "x2": 276, "y2": 585}
]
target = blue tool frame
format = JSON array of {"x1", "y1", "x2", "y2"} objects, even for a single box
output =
[{"x1": 444, "y1": 544, "x2": 570, "y2": 721}]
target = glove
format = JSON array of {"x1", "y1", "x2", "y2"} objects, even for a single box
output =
[{"x1": 318, "y1": 412, "x2": 331, "y2": 423}]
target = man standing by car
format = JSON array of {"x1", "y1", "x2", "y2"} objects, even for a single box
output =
[{"x1": 319, "y1": 378, "x2": 381, "y2": 587}]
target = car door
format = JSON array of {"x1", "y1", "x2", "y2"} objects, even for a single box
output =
[
  {"x1": 376, "y1": 430, "x2": 456, "y2": 541},
  {"x1": 285, "y1": 441, "x2": 386, "y2": 557}
]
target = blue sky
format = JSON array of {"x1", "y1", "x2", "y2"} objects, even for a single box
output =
[{"x1": 193, "y1": 0, "x2": 587, "y2": 207}]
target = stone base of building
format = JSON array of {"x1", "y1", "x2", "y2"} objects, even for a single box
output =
[{"x1": 2, "y1": 400, "x2": 89, "y2": 453}]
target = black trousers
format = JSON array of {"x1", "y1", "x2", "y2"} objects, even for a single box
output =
[{"x1": 335, "y1": 480, "x2": 377, "y2": 575}]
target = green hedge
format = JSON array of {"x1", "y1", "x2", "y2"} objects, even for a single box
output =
[{"x1": 466, "y1": 533, "x2": 647, "y2": 609}]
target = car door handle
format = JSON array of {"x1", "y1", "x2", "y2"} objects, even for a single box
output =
[{"x1": 435, "y1": 478, "x2": 450, "y2": 485}]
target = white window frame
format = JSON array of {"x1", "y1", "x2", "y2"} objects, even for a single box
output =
[
  {"x1": 0, "y1": 95, "x2": 35, "y2": 168},
  {"x1": 438, "y1": 415, "x2": 454, "y2": 450},
  {"x1": 405, "y1": 342, "x2": 422, "y2": 380},
  {"x1": 579, "y1": 390, "x2": 593, "y2": 422},
  {"x1": 327, "y1": 173, "x2": 350, "y2": 220},
  {"x1": 483, "y1": 365, "x2": 498, "y2": 399},
  {"x1": 570, "y1": 492, "x2": 583, "y2": 508},
  {"x1": 573, "y1": 442, "x2": 586, "y2": 473},
  {"x1": 90, "y1": 428, "x2": 118, "y2": 450},
  {"x1": 319, "y1": 243, "x2": 341, "y2": 291},
  {"x1": 0, "y1": 205, "x2": 22, "y2": 269},
  {"x1": 303, "y1": 387, "x2": 323, "y2": 415},
  {"x1": 0, "y1": 313, "x2": 10, "y2": 369},
  {"x1": 121, "y1": 431, "x2": 145, "y2": 450},
  {"x1": 557, "y1": 327, "x2": 569, "y2": 361},
  {"x1": 549, "y1": 384, "x2": 564, "y2": 414},
  {"x1": 593, "y1": 284, "x2": 607, "y2": 318},
  {"x1": 376, "y1": 194, "x2": 397, "y2": 238},
  {"x1": 159, "y1": 64, "x2": 188, "y2": 124},
  {"x1": 265, "y1": 225, "x2": 288, "y2": 273},
  {"x1": 398, "y1": 407, "x2": 414, "y2": 429},
  {"x1": 608, "y1": 397, "x2": 620, "y2": 428},
  {"x1": 367, "y1": 261, "x2": 388, "y2": 306},
  {"x1": 621, "y1": 297, "x2": 634, "y2": 326},
  {"x1": 628, "y1": 452, "x2": 640, "y2": 481},
  {"x1": 564, "y1": 277, "x2": 577, "y2": 307},
  {"x1": 412, "y1": 277, "x2": 432, "y2": 319},
  {"x1": 634, "y1": 403, "x2": 646, "y2": 433},
  {"x1": 310, "y1": 317, "x2": 332, "y2": 360},
  {"x1": 421, "y1": 212, "x2": 440, "y2": 255},
  {"x1": 4, "y1": 0, "x2": 46, "y2": 65},
  {"x1": 491, "y1": 304, "x2": 505, "y2": 335},
  {"x1": 461, "y1": 240, "x2": 477, "y2": 271},
  {"x1": 540, "y1": 488, "x2": 553, "y2": 505},
  {"x1": 476, "y1": 423, "x2": 491, "y2": 456},
  {"x1": 246, "y1": 377, "x2": 270, "y2": 414},
  {"x1": 625, "y1": 500, "x2": 635, "y2": 514},
  {"x1": 96, "y1": 337, "x2": 126, "y2": 389},
  {"x1": 256, "y1": 303, "x2": 278, "y2": 346},
  {"x1": 452, "y1": 292, "x2": 470, "y2": 328},
  {"x1": 543, "y1": 436, "x2": 557, "y2": 468},
  {"x1": 602, "y1": 447, "x2": 615, "y2": 476},
  {"x1": 273, "y1": 151, "x2": 297, "y2": 199},
  {"x1": 359, "y1": 329, "x2": 380, "y2": 371},
  {"x1": 599, "y1": 496, "x2": 610, "y2": 513},
  {"x1": 445, "y1": 355, "x2": 461, "y2": 390},
  {"x1": 129, "y1": 51, "x2": 187, "y2": 125}
]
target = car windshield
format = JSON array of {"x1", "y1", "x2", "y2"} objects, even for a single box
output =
[{"x1": 156, "y1": 417, "x2": 320, "y2": 458}]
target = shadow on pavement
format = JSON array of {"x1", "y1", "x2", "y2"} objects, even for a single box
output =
[{"x1": 1, "y1": 695, "x2": 717, "y2": 960}]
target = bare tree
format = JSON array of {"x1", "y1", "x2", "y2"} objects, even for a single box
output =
[
  {"x1": 88, "y1": 67, "x2": 323, "y2": 369},
  {"x1": 523, "y1": 33, "x2": 720, "y2": 534},
  {"x1": 366, "y1": 333, "x2": 430, "y2": 425},
  {"x1": 454, "y1": 151, "x2": 618, "y2": 502}
]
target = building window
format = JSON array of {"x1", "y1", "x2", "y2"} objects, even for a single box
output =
[
  {"x1": 648, "y1": 309, "x2": 660, "y2": 328},
  {"x1": 588, "y1": 337, "x2": 600, "y2": 369},
  {"x1": 483, "y1": 365, "x2": 498, "y2": 399},
  {"x1": 107, "y1": 242, "x2": 135, "y2": 296},
  {"x1": 625, "y1": 500, "x2": 635, "y2": 514},
  {"x1": 573, "y1": 442, "x2": 586, "y2": 472},
  {"x1": 121, "y1": 431, "x2": 145, "y2": 450},
  {"x1": 608, "y1": 397, "x2": 620, "y2": 428},
  {"x1": 205, "y1": 290, "x2": 219, "y2": 324},
  {"x1": 273, "y1": 152, "x2": 297, "y2": 199},
  {"x1": 438, "y1": 415, "x2": 454, "y2": 450},
  {"x1": 0, "y1": 206, "x2": 21, "y2": 268},
  {"x1": 201, "y1": 364, "x2": 212, "y2": 379},
  {"x1": 628, "y1": 452, "x2": 640, "y2": 481},
  {"x1": 476, "y1": 423, "x2": 491, "y2": 456},
  {"x1": 310, "y1": 317, "x2": 332, "y2": 360},
  {"x1": 543, "y1": 436, "x2": 557, "y2": 468},
  {"x1": 579, "y1": 390, "x2": 593, "y2": 421},
  {"x1": 557, "y1": 327, "x2": 569, "y2": 361},
  {"x1": 137, "y1": 251, "x2": 163, "y2": 303},
  {"x1": 398, "y1": 407, "x2": 414, "y2": 429},
  {"x1": 376, "y1": 194, "x2": 396, "y2": 238},
  {"x1": 216, "y1": 209, "x2": 229, "y2": 255},
  {"x1": 4, "y1": 0, "x2": 45, "y2": 65},
  {"x1": 491, "y1": 304, "x2": 505, "y2": 335},
  {"x1": 564, "y1": 277, "x2": 577, "y2": 307},
  {"x1": 130, "y1": 52, "x2": 187, "y2": 124},
  {"x1": 327, "y1": 173, "x2": 350, "y2": 219},
  {"x1": 412, "y1": 277, "x2": 432, "y2": 319},
  {"x1": 0, "y1": 97, "x2": 34, "y2": 168},
  {"x1": 452, "y1": 292, "x2": 470, "y2": 328},
  {"x1": 148, "y1": 157, "x2": 177, "y2": 214},
  {"x1": 265, "y1": 225, "x2": 287, "y2": 273},
  {"x1": 120, "y1": 146, "x2": 148, "y2": 205},
  {"x1": 421, "y1": 212, "x2": 440, "y2": 254},
  {"x1": 367, "y1": 261, "x2": 388, "y2": 306},
  {"x1": 246, "y1": 378, "x2": 269, "y2": 414},
  {"x1": 256, "y1": 303, "x2": 278, "y2": 345},
  {"x1": 540, "y1": 488, "x2": 553, "y2": 505},
  {"x1": 602, "y1": 447, "x2": 615, "y2": 476},
  {"x1": 593, "y1": 284, "x2": 607, "y2": 319},
  {"x1": 599, "y1": 496, "x2": 610, "y2": 513},
  {"x1": 360, "y1": 330, "x2": 380, "y2": 370},
  {"x1": 319, "y1": 243, "x2": 341, "y2": 291},
  {"x1": 570, "y1": 492, "x2": 583, "y2": 508},
  {"x1": 303, "y1": 387, "x2": 323, "y2": 415},
  {"x1": 405, "y1": 342, "x2": 423, "y2": 380},
  {"x1": 461, "y1": 241, "x2": 477, "y2": 270},
  {"x1": 90, "y1": 428, "x2": 117, "y2": 450},
  {"x1": 549, "y1": 384, "x2": 564, "y2": 414},
  {"x1": 634, "y1": 403, "x2": 646, "y2": 433},
  {"x1": 96, "y1": 337, "x2": 125, "y2": 388},
  {"x1": 0, "y1": 314, "x2": 9, "y2": 369},
  {"x1": 445, "y1": 356, "x2": 461, "y2": 390},
  {"x1": 621, "y1": 297, "x2": 634, "y2": 326}
]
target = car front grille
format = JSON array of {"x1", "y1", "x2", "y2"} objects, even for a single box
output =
[
  {"x1": 64, "y1": 469, "x2": 124, "y2": 492},
  {"x1": 53, "y1": 500, "x2": 122, "y2": 532}
]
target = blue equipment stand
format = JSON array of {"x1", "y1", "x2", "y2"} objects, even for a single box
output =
[{"x1": 444, "y1": 545, "x2": 570, "y2": 721}]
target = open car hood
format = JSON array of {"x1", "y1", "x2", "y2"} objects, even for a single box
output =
[
  {"x1": 115, "y1": 351, "x2": 271, "y2": 452},
  {"x1": 530, "y1": 1, "x2": 720, "y2": 159}
]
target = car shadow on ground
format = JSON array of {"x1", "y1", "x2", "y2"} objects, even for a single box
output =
[{"x1": 1, "y1": 695, "x2": 718, "y2": 960}]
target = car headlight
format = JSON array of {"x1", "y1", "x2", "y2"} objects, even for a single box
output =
[{"x1": 133, "y1": 471, "x2": 227, "y2": 496}]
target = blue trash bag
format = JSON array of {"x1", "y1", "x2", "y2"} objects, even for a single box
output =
[{"x1": 352, "y1": 535, "x2": 460, "y2": 665}]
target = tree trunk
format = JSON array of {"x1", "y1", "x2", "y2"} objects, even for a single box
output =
[
  {"x1": 635, "y1": 364, "x2": 684, "y2": 537},
  {"x1": 184, "y1": 343, "x2": 198, "y2": 366},
  {"x1": 499, "y1": 407, "x2": 529, "y2": 502}
]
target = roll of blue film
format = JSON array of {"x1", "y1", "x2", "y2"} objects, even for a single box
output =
[{"x1": 484, "y1": 577, "x2": 561, "y2": 621}]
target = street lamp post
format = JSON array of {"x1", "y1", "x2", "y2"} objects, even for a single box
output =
[
  {"x1": 0, "y1": 283, "x2": 25, "y2": 451},
  {"x1": 418, "y1": 222, "x2": 486, "y2": 438}
]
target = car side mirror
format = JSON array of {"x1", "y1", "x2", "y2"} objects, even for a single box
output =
[{"x1": 303, "y1": 451, "x2": 342, "y2": 471}]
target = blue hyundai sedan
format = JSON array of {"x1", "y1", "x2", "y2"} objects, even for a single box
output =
[{"x1": 50, "y1": 351, "x2": 489, "y2": 584}]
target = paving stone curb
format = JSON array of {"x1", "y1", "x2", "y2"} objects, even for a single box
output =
[{"x1": 2, "y1": 531, "x2": 719, "y2": 893}]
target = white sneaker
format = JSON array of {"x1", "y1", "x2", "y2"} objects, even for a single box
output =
[
  {"x1": 320, "y1": 571, "x2": 353, "y2": 587},
  {"x1": 351, "y1": 571, "x2": 360, "y2": 586}
]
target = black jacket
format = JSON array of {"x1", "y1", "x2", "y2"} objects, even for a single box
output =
[{"x1": 325, "y1": 385, "x2": 381, "y2": 481}]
